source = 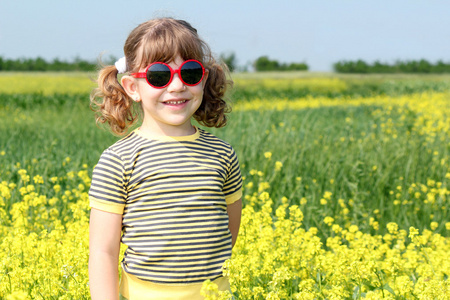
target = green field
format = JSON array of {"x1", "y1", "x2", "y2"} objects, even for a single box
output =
[
  {"x1": 1, "y1": 72, "x2": 448, "y2": 233},
  {"x1": 0, "y1": 72, "x2": 449, "y2": 299}
]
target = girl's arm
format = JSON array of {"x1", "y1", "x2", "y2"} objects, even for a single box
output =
[
  {"x1": 89, "y1": 208, "x2": 123, "y2": 300},
  {"x1": 227, "y1": 199, "x2": 242, "y2": 248}
]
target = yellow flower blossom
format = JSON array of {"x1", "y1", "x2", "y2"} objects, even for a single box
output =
[
  {"x1": 274, "y1": 161, "x2": 283, "y2": 171},
  {"x1": 409, "y1": 227, "x2": 419, "y2": 240},
  {"x1": 386, "y1": 222, "x2": 398, "y2": 235},
  {"x1": 323, "y1": 191, "x2": 332, "y2": 199},
  {"x1": 53, "y1": 185, "x2": 61, "y2": 193},
  {"x1": 324, "y1": 216, "x2": 334, "y2": 226},
  {"x1": 33, "y1": 175, "x2": 44, "y2": 185},
  {"x1": 430, "y1": 221, "x2": 438, "y2": 231},
  {"x1": 264, "y1": 152, "x2": 272, "y2": 160}
]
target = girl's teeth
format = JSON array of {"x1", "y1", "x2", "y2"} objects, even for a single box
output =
[{"x1": 166, "y1": 100, "x2": 186, "y2": 105}]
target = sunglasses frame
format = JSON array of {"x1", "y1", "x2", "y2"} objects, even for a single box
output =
[{"x1": 131, "y1": 59, "x2": 205, "y2": 89}]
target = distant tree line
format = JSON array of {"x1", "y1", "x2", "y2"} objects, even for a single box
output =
[
  {"x1": 3, "y1": 55, "x2": 450, "y2": 74},
  {"x1": 253, "y1": 56, "x2": 308, "y2": 71},
  {"x1": 334, "y1": 59, "x2": 450, "y2": 74},
  {"x1": 0, "y1": 56, "x2": 98, "y2": 71},
  {"x1": 220, "y1": 52, "x2": 238, "y2": 72},
  {"x1": 219, "y1": 53, "x2": 308, "y2": 72}
]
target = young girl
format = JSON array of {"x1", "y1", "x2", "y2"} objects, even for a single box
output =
[{"x1": 88, "y1": 18, "x2": 242, "y2": 300}]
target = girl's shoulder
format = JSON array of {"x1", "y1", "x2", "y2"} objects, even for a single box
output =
[
  {"x1": 197, "y1": 128, "x2": 232, "y2": 148},
  {"x1": 108, "y1": 130, "x2": 140, "y2": 150},
  {"x1": 196, "y1": 128, "x2": 238, "y2": 158},
  {"x1": 101, "y1": 130, "x2": 148, "y2": 161}
]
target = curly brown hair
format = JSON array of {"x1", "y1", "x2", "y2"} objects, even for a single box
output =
[{"x1": 90, "y1": 18, "x2": 232, "y2": 136}]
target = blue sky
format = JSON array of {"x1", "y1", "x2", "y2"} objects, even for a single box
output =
[{"x1": 0, "y1": 0, "x2": 449, "y2": 71}]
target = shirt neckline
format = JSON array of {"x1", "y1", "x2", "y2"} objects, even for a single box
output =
[{"x1": 133, "y1": 126, "x2": 200, "y2": 142}]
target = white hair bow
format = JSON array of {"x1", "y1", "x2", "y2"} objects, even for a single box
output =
[{"x1": 115, "y1": 57, "x2": 127, "y2": 74}]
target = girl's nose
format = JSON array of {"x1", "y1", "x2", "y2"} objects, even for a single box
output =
[{"x1": 167, "y1": 73, "x2": 185, "y2": 92}]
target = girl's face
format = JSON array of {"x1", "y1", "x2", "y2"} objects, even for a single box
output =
[{"x1": 126, "y1": 56, "x2": 208, "y2": 136}]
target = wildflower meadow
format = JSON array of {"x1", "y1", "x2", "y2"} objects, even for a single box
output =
[{"x1": 0, "y1": 71, "x2": 449, "y2": 299}]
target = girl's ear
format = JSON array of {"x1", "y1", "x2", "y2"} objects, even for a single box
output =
[
  {"x1": 121, "y1": 75, "x2": 141, "y2": 102},
  {"x1": 202, "y1": 69, "x2": 209, "y2": 91}
]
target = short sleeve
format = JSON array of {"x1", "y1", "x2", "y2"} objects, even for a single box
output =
[
  {"x1": 223, "y1": 146, "x2": 243, "y2": 205},
  {"x1": 89, "y1": 149, "x2": 127, "y2": 214}
]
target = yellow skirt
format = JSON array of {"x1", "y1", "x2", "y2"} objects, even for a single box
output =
[{"x1": 119, "y1": 269, "x2": 230, "y2": 300}]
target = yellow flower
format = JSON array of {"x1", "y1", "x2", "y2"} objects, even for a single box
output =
[
  {"x1": 18, "y1": 169, "x2": 30, "y2": 183},
  {"x1": 274, "y1": 161, "x2": 283, "y2": 171},
  {"x1": 332, "y1": 224, "x2": 342, "y2": 233},
  {"x1": 67, "y1": 171, "x2": 75, "y2": 180},
  {"x1": 6, "y1": 290, "x2": 29, "y2": 300},
  {"x1": 324, "y1": 216, "x2": 334, "y2": 226},
  {"x1": 259, "y1": 192, "x2": 270, "y2": 201},
  {"x1": 371, "y1": 221, "x2": 379, "y2": 231},
  {"x1": 409, "y1": 227, "x2": 419, "y2": 240},
  {"x1": 430, "y1": 222, "x2": 438, "y2": 231},
  {"x1": 26, "y1": 185, "x2": 35, "y2": 193},
  {"x1": 394, "y1": 275, "x2": 413, "y2": 296},
  {"x1": 33, "y1": 175, "x2": 44, "y2": 185},
  {"x1": 200, "y1": 280, "x2": 219, "y2": 299},
  {"x1": 258, "y1": 182, "x2": 270, "y2": 193},
  {"x1": 349, "y1": 225, "x2": 359, "y2": 233},
  {"x1": 264, "y1": 152, "x2": 272, "y2": 160},
  {"x1": 446, "y1": 222, "x2": 450, "y2": 230},
  {"x1": 323, "y1": 191, "x2": 332, "y2": 199},
  {"x1": 386, "y1": 222, "x2": 398, "y2": 235},
  {"x1": 53, "y1": 185, "x2": 61, "y2": 193}
]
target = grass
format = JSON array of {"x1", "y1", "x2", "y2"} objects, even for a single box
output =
[{"x1": 0, "y1": 75, "x2": 448, "y2": 236}]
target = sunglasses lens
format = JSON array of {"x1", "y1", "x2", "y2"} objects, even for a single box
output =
[
  {"x1": 147, "y1": 63, "x2": 171, "y2": 87},
  {"x1": 180, "y1": 61, "x2": 204, "y2": 85}
]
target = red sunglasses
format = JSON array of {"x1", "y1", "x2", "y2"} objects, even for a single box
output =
[{"x1": 131, "y1": 59, "x2": 205, "y2": 89}]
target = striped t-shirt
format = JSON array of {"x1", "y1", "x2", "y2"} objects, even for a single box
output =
[{"x1": 89, "y1": 127, "x2": 242, "y2": 286}]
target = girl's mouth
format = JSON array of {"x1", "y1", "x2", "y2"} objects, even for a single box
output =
[{"x1": 165, "y1": 100, "x2": 187, "y2": 105}]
